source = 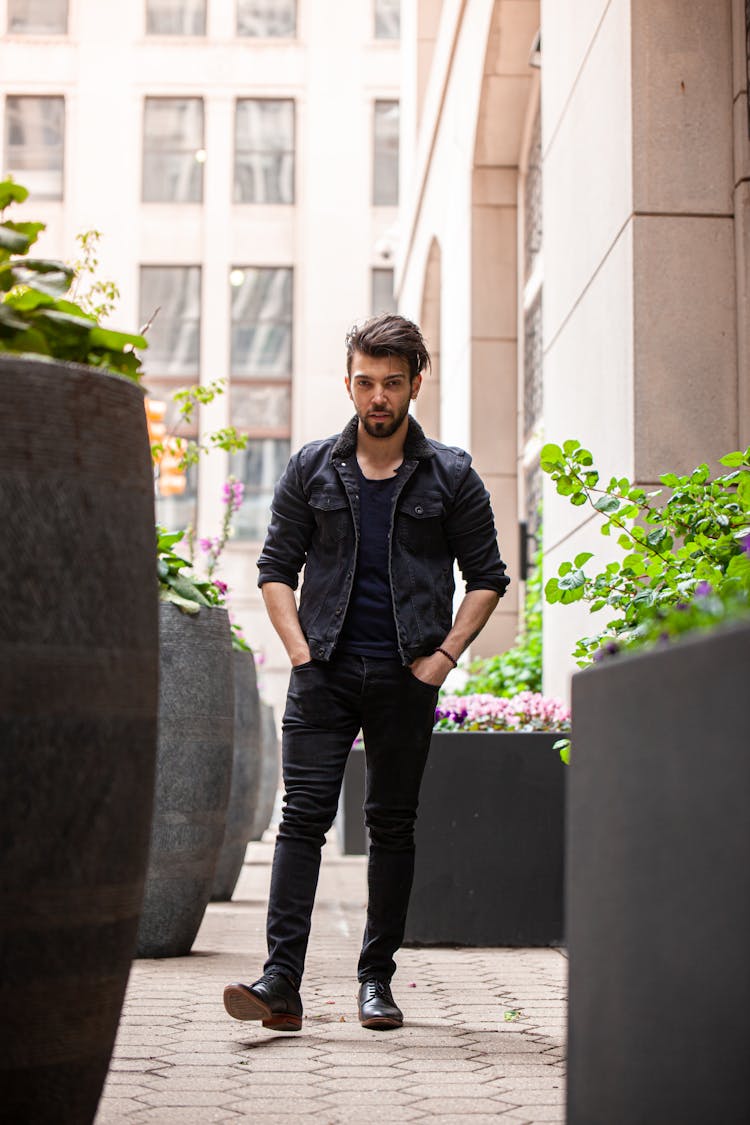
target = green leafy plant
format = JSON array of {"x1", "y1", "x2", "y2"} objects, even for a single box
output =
[
  {"x1": 147, "y1": 377, "x2": 249, "y2": 474},
  {"x1": 540, "y1": 439, "x2": 750, "y2": 667},
  {"x1": 0, "y1": 181, "x2": 146, "y2": 378},
  {"x1": 157, "y1": 527, "x2": 225, "y2": 615},
  {"x1": 458, "y1": 543, "x2": 542, "y2": 697}
]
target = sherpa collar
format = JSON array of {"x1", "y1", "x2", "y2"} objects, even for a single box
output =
[{"x1": 331, "y1": 414, "x2": 435, "y2": 461}]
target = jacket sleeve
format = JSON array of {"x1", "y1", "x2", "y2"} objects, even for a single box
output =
[
  {"x1": 256, "y1": 452, "x2": 314, "y2": 590},
  {"x1": 444, "y1": 461, "x2": 510, "y2": 596}
]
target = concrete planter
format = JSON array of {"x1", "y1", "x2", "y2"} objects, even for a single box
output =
[
  {"x1": 404, "y1": 731, "x2": 566, "y2": 946},
  {"x1": 0, "y1": 357, "x2": 159, "y2": 1124},
  {"x1": 136, "y1": 603, "x2": 233, "y2": 957},
  {"x1": 567, "y1": 621, "x2": 750, "y2": 1125},
  {"x1": 211, "y1": 650, "x2": 262, "y2": 901},
  {"x1": 251, "y1": 700, "x2": 280, "y2": 840}
]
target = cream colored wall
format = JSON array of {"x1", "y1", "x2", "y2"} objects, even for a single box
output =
[
  {"x1": 0, "y1": 0, "x2": 399, "y2": 717},
  {"x1": 541, "y1": 0, "x2": 742, "y2": 700}
]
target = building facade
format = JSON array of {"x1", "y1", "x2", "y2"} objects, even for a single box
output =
[
  {"x1": 397, "y1": 0, "x2": 750, "y2": 698},
  {"x1": 1, "y1": 0, "x2": 401, "y2": 709}
]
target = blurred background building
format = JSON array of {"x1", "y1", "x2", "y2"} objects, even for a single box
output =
[{"x1": 2, "y1": 0, "x2": 749, "y2": 704}]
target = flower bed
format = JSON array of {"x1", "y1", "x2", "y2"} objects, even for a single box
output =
[{"x1": 435, "y1": 691, "x2": 571, "y2": 733}]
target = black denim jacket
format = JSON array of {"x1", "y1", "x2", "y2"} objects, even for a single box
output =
[{"x1": 257, "y1": 415, "x2": 510, "y2": 665}]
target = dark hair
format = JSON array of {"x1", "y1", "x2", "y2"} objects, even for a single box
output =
[{"x1": 345, "y1": 313, "x2": 431, "y2": 382}]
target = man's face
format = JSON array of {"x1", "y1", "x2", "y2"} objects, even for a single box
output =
[{"x1": 346, "y1": 351, "x2": 421, "y2": 439}]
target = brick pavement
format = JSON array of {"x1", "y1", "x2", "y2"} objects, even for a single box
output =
[{"x1": 96, "y1": 834, "x2": 567, "y2": 1124}]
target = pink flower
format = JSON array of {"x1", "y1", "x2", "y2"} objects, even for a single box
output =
[
  {"x1": 198, "y1": 537, "x2": 212, "y2": 554},
  {"x1": 213, "y1": 579, "x2": 228, "y2": 596}
]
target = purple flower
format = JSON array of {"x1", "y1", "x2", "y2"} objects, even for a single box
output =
[
  {"x1": 694, "y1": 580, "x2": 712, "y2": 598},
  {"x1": 233, "y1": 480, "x2": 245, "y2": 505},
  {"x1": 742, "y1": 532, "x2": 750, "y2": 558},
  {"x1": 213, "y1": 579, "x2": 228, "y2": 596},
  {"x1": 198, "y1": 537, "x2": 212, "y2": 554},
  {"x1": 221, "y1": 481, "x2": 233, "y2": 505}
]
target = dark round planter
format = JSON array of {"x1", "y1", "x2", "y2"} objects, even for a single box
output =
[
  {"x1": 251, "y1": 700, "x2": 280, "y2": 840},
  {"x1": 0, "y1": 356, "x2": 159, "y2": 1125},
  {"x1": 211, "y1": 650, "x2": 262, "y2": 901},
  {"x1": 136, "y1": 603, "x2": 234, "y2": 957}
]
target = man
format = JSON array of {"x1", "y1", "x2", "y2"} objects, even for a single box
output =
[{"x1": 224, "y1": 313, "x2": 509, "y2": 1032}]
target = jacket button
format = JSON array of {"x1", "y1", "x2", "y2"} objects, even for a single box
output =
[
  {"x1": 335, "y1": 607, "x2": 342, "y2": 615},
  {"x1": 415, "y1": 504, "x2": 424, "y2": 515}
]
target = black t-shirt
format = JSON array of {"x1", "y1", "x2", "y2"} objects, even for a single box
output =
[{"x1": 337, "y1": 460, "x2": 400, "y2": 658}]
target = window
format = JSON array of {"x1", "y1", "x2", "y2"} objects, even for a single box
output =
[
  {"x1": 140, "y1": 266, "x2": 202, "y2": 377},
  {"x1": 7, "y1": 0, "x2": 67, "y2": 34},
  {"x1": 142, "y1": 98, "x2": 204, "y2": 203},
  {"x1": 230, "y1": 267, "x2": 292, "y2": 377},
  {"x1": 235, "y1": 99, "x2": 294, "y2": 204},
  {"x1": 371, "y1": 268, "x2": 396, "y2": 314},
  {"x1": 146, "y1": 0, "x2": 206, "y2": 35},
  {"x1": 237, "y1": 0, "x2": 296, "y2": 37},
  {"x1": 4, "y1": 96, "x2": 65, "y2": 199},
  {"x1": 374, "y1": 0, "x2": 399, "y2": 39},
  {"x1": 230, "y1": 265, "x2": 292, "y2": 540},
  {"x1": 373, "y1": 100, "x2": 399, "y2": 205},
  {"x1": 230, "y1": 438, "x2": 290, "y2": 541}
]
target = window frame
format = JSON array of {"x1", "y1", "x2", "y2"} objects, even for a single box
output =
[
  {"x1": 234, "y1": 97, "x2": 296, "y2": 205},
  {"x1": 141, "y1": 96, "x2": 205, "y2": 204},
  {"x1": 3, "y1": 93, "x2": 66, "y2": 200}
]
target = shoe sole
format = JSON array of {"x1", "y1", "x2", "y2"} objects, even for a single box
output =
[
  {"x1": 359, "y1": 1012, "x2": 403, "y2": 1031},
  {"x1": 223, "y1": 983, "x2": 302, "y2": 1032}
]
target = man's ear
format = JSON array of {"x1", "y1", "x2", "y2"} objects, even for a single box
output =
[
  {"x1": 410, "y1": 374, "x2": 422, "y2": 400},
  {"x1": 345, "y1": 375, "x2": 352, "y2": 400}
]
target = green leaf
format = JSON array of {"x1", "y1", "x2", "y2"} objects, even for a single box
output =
[
  {"x1": 544, "y1": 578, "x2": 561, "y2": 604},
  {"x1": 553, "y1": 738, "x2": 571, "y2": 765},
  {"x1": 558, "y1": 561, "x2": 572, "y2": 576},
  {"x1": 540, "y1": 443, "x2": 563, "y2": 465},
  {"x1": 157, "y1": 530, "x2": 186, "y2": 551},
  {"x1": 563, "y1": 439, "x2": 580, "y2": 456},
  {"x1": 719, "y1": 451, "x2": 745, "y2": 467},
  {"x1": 574, "y1": 448, "x2": 594, "y2": 466},
  {"x1": 737, "y1": 473, "x2": 750, "y2": 512},
  {"x1": 660, "y1": 472, "x2": 680, "y2": 487},
  {"x1": 646, "y1": 527, "x2": 669, "y2": 549},
  {"x1": 0, "y1": 180, "x2": 29, "y2": 209},
  {"x1": 5, "y1": 258, "x2": 74, "y2": 297},
  {"x1": 0, "y1": 302, "x2": 30, "y2": 331},
  {"x1": 89, "y1": 325, "x2": 148, "y2": 351},
  {"x1": 159, "y1": 587, "x2": 201, "y2": 614},
  {"x1": 166, "y1": 572, "x2": 211, "y2": 606},
  {"x1": 574, "y1": 552, "x2": 593, "y2": 568},
  {"x1": 558, "y1": 568, "x2": 586, "y2": 591},
  {"x1": 594, "y1": 496, "x2": 620, "y2": 514},
  {"x1": 570, "y1": 492, "x2": 587, "y2": 506},
  {"x1": 0, "y1": 224, "x2": 31, "y2": 253}
]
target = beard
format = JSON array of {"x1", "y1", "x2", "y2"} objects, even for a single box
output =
[{"x1": 358, "y1": 400, "x2": 410, "y2": 439}]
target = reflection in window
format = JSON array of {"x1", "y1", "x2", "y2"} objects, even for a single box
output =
[
  {"x1": 230, "y1": 383, "x2": 291, "y2": 433},
  {"x1": 371, "y1": 268, "x2": 396, "y2": 315},
  {"x1": 237, "y1": 0, "x2": 296, "y2": 37},
  {"x1": 140, "y1": 266, "x2": 202, "y2": 378},
  {"x1": 230, "y1": 267, "x2": 292, "y2": 378},
  {"x1": 142, "y1": 98, "x2": 204, "y2": 203},
  {"x1": 230, "y1": 438, "x2": 291, "y2": 541},
  {"x1": 374, "y1": 0, "x2": 400, "y2": 39},
  {"x1": 143, "y1": 377, "x2": 199, "y2": 533},
  {"x1": 7, "y1": 0, "x2": 67, "y2": 34},
  {"x1": 146, "y1": 0, "x2": 206, "y2": 35},
  {"x1": 4, "y1": 96, "x2": 65, "y2": 199},
  {"x1": 235, "y1": 100, "x2": 294, "y2": 204},
  {"x1": 373, "y1": 100, "x2": 399, "y2": 205}
]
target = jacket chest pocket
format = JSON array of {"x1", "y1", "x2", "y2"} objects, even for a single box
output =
[
  {"x1": 308, "y1": 489, "x2": 350, "y2": 544},
  {"x1": 395, "y1": 494, "x2": 445, "y2": 554}
]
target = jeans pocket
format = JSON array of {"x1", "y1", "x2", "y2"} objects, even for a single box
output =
[{"x1": 292, "y1": 659, "x2": 317, "y2": 671}]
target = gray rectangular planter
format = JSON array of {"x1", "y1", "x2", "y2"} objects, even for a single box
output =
[
  {"x1": 567, "y1": 621, "x2": 750, "y2": 1125},
  {"x1": 340, "y1": 733, "x2": 566, "y2": 945},
  {"x1": 404, "y1": 731, "x2": 566, "y2": 946}
]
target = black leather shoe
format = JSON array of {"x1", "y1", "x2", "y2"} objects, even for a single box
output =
[
  {"x1": 358, "y1": 979, "x2": 403, "y2": 1030},
  {"x1": 224, "y1": 968, "x2": 303, "y2": 1032}
]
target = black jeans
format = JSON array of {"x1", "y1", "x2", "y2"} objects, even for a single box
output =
[{"x1": 264, "y1": 653, "x2": 439, "y2": 988}]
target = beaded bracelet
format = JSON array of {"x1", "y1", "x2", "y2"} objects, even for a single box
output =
[{"x1": 435, "y1": 646, "x2": 458, "y2": 668}]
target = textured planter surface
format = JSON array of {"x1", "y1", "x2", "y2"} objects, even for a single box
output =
[
  {"x1": 136, "y1": 604, "x2": 233, "y2": 957},
  {"x1": 0, "y1": 357, "x2": 159, "y2": 1124},
  {"x1": 211, "y1": 650, "x2": 261, "y2": 900},
  {"x1": 567, "y1": 622, "x2": 750, "y2": 1125},
  {"x1": 337, "y1": 744, "x2": 369, "y2": 855},
  {"x1": 251, "y1": 700, "x2": 280, "y2": 840},
  {"x1": 404, "y1": 731, "x2": 565, "y2": 947}
]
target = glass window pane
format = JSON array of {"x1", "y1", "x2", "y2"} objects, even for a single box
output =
[
  {"x1": 373, "y1": 100, "x2": 399, "y2": 205},
  {"x1": 155, "y1": 461, "x2": 198, "y2": 535},
  {"x1": 231, "y1": 383, "x2": 291, "y2": 432},
  {"x1": 374, "y1": 0, "x2": 400, "y2": 39},
  {"x1": 4, "y1": 96, "x2": 65, "y2": 199},
  {"x1": 230, "y1": 438, "x2": 291, "y2": 541},
  {"x1": 146, "y1": 0, "x2": 206, "y2": 35},
  {"x1": 237, "y1": 0, "x2": 296, "y2": 37},
  {"x1": 7, "y1": 0, "x2": 67, "y2": 34},
  {"x1": 140, "y1": 266, "x2": 202, "y2": 378},
  {"x1": 230, "y1": 267, "x2": 293, "y2": 378},
  {"x1": 234, "y1": 99, "x2": 295, "y2": 204},
  {"x1": 371, "y1": 268, "x2": 396, "y2": 314},
  {"x1": 143, "y1": 98, "x2": 204, "y2": 203}
]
